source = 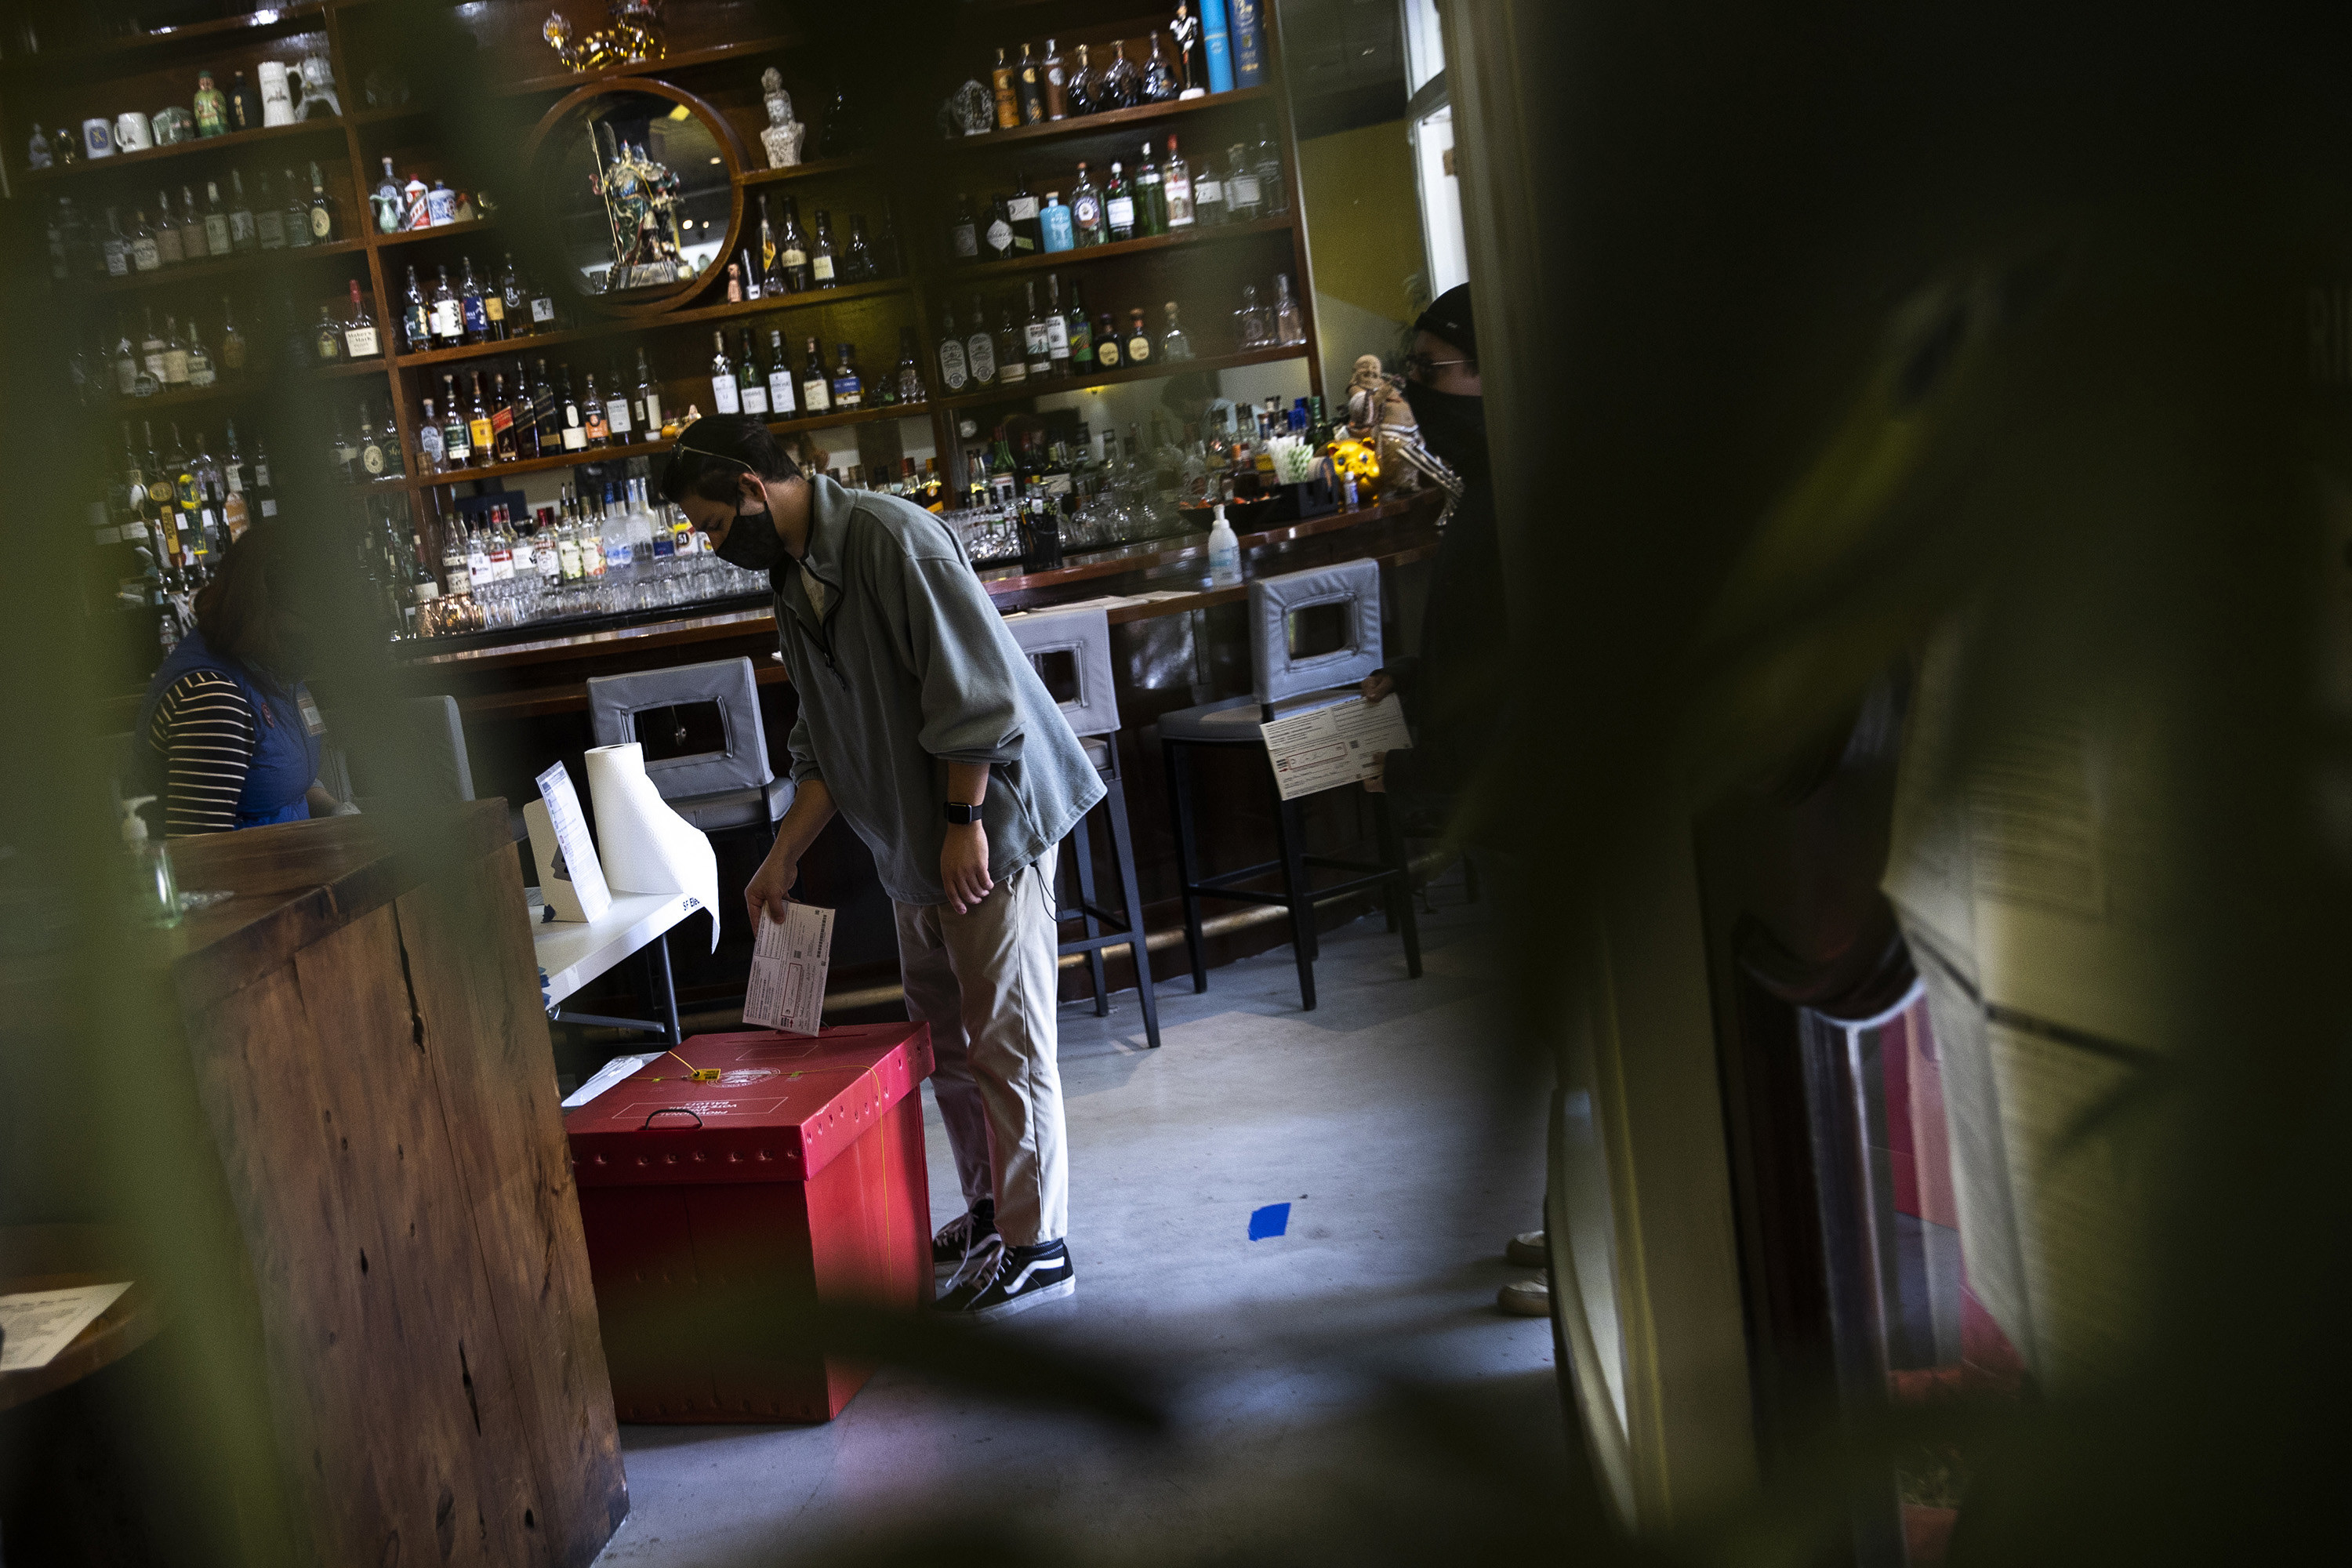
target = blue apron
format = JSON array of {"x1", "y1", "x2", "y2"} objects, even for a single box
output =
[{"x1": 134, "y1": 630, "x2": 323, "y2": 829}]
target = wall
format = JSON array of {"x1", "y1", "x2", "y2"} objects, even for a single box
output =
[{"x1": 1295, "y1": 118, "x2": 1428, "y2": 380}]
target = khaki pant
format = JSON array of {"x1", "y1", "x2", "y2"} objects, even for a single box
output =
[{"x1": 895, "y1": 845, "x2": 1066, "y2": 1247}]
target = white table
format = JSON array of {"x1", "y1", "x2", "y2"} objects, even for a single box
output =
[{"x1": 528, "y1": 887, "x2": 707, "y2": 1047}]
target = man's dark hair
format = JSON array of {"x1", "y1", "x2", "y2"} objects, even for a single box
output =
[
  {"x1": 659, "y1": 415, "x2": 800, "y2": 506},
  {"x1": 194, "y1": 522, "x2": 310, "y2": 680}
]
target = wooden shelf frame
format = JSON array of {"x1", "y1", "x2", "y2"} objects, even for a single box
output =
[
  {"x1": 934, "y1": 343, "x2": 1309, "y2": 410},
  {"x1": 387, "y1": 403, "x2": 933, "y2": 493}
]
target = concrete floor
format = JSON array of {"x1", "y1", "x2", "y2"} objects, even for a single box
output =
[{"x1": 593, "y1": 889, "x2": 1570, "y2": 1565}]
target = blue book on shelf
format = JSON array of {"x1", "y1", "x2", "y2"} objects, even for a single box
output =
[
  {"x1": 1201, "y1": 0, "x2": 1236, "y2": 93},
  {"x1": 1231, "y1": 0, "x2": 1267, "y2": 87}
]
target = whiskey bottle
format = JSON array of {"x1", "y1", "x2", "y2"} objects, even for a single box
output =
[
  {"x1": 1134, "y1": 143, "x2": 1167, "y2": 236},
  {"x1": 777, "y1": 195, "x2": 812, "y2": 291},
  {"x1": 845, "y1": 215, "x2": 876, "y2": 283},
  {"x1": 359, "y1": 403, "x2": 391, "y2": 480},
  {"x1": 252, "y1": 441, "x2": 278, "y2": 520},
  {"x1": 799, "y1": 336, "x2": 831, "y2": 413},
  {"x1": 1064, "y1": 278, "x2": 1093, "y2": 366},
  {"x1": 636, "y1": 347, "x2": 666, "y2": 431},
  {"x1": 1163, "y1": 300, "x2": 1196, "y2": 360},
  {"x1": 1103, "y1": 39, "x2": 1143, "y2": 108},
  {"x1": 220, "y1": 423, "x2": 251, "y2": 536},
  {"x1": 185, "y1": 320, "x2": 216, "y2": 387},
  {"x1": 830, "y1": 343, "x2": 863, "y2": 410},
  {"x1": 1045, "y1": 274, "x2": 1071, "y2": 372},
  {"x1": 380, "y1": 405, "x2": 408, "y2": 478},
  {"x1": 401, "y1": 265, "x2": 430, "y2": 353},
  {"x1": 330, "y1": 411, "x2": 359, "y2": 485},
  {"x1": 525, "y1": 264, "x2": 559, "y2": 332},
  {"x1": 938, "y1": 305, "x2": 970, "y2": 392},
  {"x1": 737, "y1": 330, "x2": 770, "y2": 417},
  {"x1": 811, "y1": 209, "x2": 839, "y2": 288},
  {"x1": 307, "y1": 162, "x2": 338, "y2": 244},
  {"x1": 509, "y1": 368, "x2": 540, "y2": 459},
  {"x1": 1192, "y1": 149, "x2": 1227, "y2": 227},
  {"x1": 561, "y1": 367, "x2": 590, "y2": 452},
  {"x1": 965, "y1": 296, "x2": 996, "y2": 386},
  {"x1": 228, "y1": 171, "x2": 259, "y2": 252},
  {"x1": 202, "y1": 181, "x2": 233, "y2": 255},
  {"x1": 1095, "y1": 314, "x2": 1122, "y2": 370},
  {"x1": 1253, "y1": 125, "x2": 1288, "y2": 214},
  {"x1": 100, "y1": 207, "x2": 130, "y2": 277},
  {"x1": 429, "y1": 265, "x2": 463, "y2": 347},
  {"x1": 1065, "y1": 42, "x2": 1098, "y2": 116},
  {"x1": 440, "y1": 375, "x2": 474, "y2": 466},
  {"x1": 281, "y1": 169, "x2": 312, "y2": 249},
  {"x1": 419, "y1": 397, "x2": 446, "y2": 472},
  {"x1": 895, "y1": 328, "x2": 926, "y2": 405},
  {"x1": 985, "y1": 196, "x2": 1016, "y2": 262},
  {"x1": 492, "y1": 373, "x2": 521, "y2": 462},
  {"x1": 1143, "y1": 31, "x2": 1180, "y2": 102},
  {"x1": 154, "y1": 194, "x2": 186, "y2": 266},
  {"x1": 1043, "y1": 38, "x2": 1068, "y2": 120},
  {"x1": 343, "y1": 279, "x2": 381, "y2": 359},
  {"x1": 129, "y1": 209, "x2": 162, "y2": 273},
  {"x1": 996, "y1": 302, "x2": 1028, "y2": 385},
  {"x1": 1164, "y1": 136, "x2": 1196, "y2": 227},
  {"x1": 179, "y1": 184, "x2": 209, "y2": 260},
  {"x1": 1008, "y1": 172, "x2": 1041, "y2": 254},
  {"x1": 255, "y1": 172, "x2": 287, "y2": 250},
  {"x1": 1226, "y1": 143, "x2": 1264, "y2": 219},
  {"x1": 764, "y1": 328, "x2": 796, "y2": 416},
  {"x1": 581, "y1": 372, "x2": 608, "y2": 446},
  {"x1": 950, "y1": 194, "x2": 980, "y2": 263},
  {"x1": 314, "y1": 304, "x2": 344, "y2": 365},
  {"x1": 468, "y1": 373, "x2": 498, "y2": 459},
  {"x1": 603, "y1": 361, "x2": 633, "y2": 442},
  {"x1": 993, "y1": 46, "x2": 1020, "y2": 130},
  {"x1": 499, "y1": 256, "x2": 528, "y2": 339},
  {"x1": 219, "y1": 297, "x2": 246, "y2": 377},
  {"x1": 533, "y1": 360, "x2": 563, "y2": 452},
  {"x1": 459, "y1": 256, "x2": 490, "y2": 343},
  {"x1": 708, "y1": 330, "x2": 740, "y2": 414},
  {"x1": 1016, "y1": 42, "x2": 1045, "y2": 124},
  {"x1": 140, "y1": 310, "x2": 168, "y2": 386},
  {"x1": 1022, "y1": 281, "x2": 1051, "y2": 379},
  {"x1": 162, "y1": 317, "x2": 191, "y2": 385}
]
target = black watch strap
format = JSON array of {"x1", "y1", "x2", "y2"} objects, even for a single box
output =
[{"x1": 943, "y1": 801, "x2": 980, "y2": 826}]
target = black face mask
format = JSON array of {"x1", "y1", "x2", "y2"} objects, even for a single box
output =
[
  {"x1": 713, "y1": 499, "x2": 786, "y2": 572},
  {"x1": 1403, "y1": 380, "x2": 1488, "y2": 482}
]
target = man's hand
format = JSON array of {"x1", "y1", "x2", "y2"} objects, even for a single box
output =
[
  {"x1": 1362, "y1": 670, "x2": 1396, "y2": 705},
  {"x1": 942, "y1": 822, "x2": 993, "y2": 913},
  {"x1": 1363, "y1": 752, "x2": 1388, "y2": 793},
  {"x1": 746, "y1": 850, "x2": 799, "y2": 930}
]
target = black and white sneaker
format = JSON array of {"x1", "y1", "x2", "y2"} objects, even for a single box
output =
[
  {"x1": 935, "y1": 1198, "x2": 995, "y2": 1265},
  {"x1": 954, "y1": 1239, "x2": 1076, "y2": 1320},
  {"x1": 935, "y1": 1232, "x2": 1004, "y2": 1312}
]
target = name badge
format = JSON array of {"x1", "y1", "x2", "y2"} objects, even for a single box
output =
[{"x1": 296, "y1": 685, "x2": 328, "y2": 736}]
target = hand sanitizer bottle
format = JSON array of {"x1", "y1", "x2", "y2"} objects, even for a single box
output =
[
  {"x1": 120, "y1": 796, "x2": 182, "y2": 927},
  {"x1": 1207, "y1": 503, "x2": 1243, "y2": 586}
]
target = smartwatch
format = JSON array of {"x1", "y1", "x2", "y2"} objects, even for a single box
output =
[{"x1": 943, "y1": 801, "x2": 980, "y2": 826}]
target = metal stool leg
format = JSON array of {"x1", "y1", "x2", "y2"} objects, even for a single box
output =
[
  {"x1": 647, "y1": 930, "x2": 683, "y2": 1046},
  {"x1": 1373, "y1": 792, "x2": 1423, "y2": 980},
  {"x1": 1102, "y1": 770, "x2": 1161, "y2": 1049},
  {"x1": 1270, "y1": 787, "x2": 1318, "y2": 1011},
  {"x1": 1164, "y1": 739, "x2": 1209, "y2": 993},
  {"x1": 1069, "y1": 810, "x2": 1109, "y2": 1016}
]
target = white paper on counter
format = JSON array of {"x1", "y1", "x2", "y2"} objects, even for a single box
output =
[
  {"x1": 584, "y1": 742, "x2": 720, "y2": 953},
  {"x1": 528, "y1": 763, "x2": 611, "y2": 923},
  {"x1": 0, "y1": 1281, "x2": 133, "y2": 1371},
  {"x1": 1261, "y1": 695, "x2": 1414, "y2": 801},
  {"x1": 745, "y1": 902, "x2": 833, "y2": 1035},
  {"x1": 562, "y1": 1051, "x2": 662, "y2": 1109}
]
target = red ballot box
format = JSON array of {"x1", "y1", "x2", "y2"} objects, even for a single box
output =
[{"x1": 564, "y1": 1022, "x2": 934, "y2": 1422}]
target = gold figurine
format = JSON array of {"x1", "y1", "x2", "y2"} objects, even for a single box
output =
[{"x1": 543, "y1": 0, "x2": 667, "y2": 71}]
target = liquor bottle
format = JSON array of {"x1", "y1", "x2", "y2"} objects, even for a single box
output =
[
  {"x1": 1143, "y1": 31, "x2": 1180, "y2": 101},
  {"x1": 184, "y1": 320, "x2": 216, "y2": 387},
  {"x1": 708, "y1": 330, "x2": 740, "y2": 414},
  {"x1": 1016, "y1": 42, "x2": 1045, "y2": 124},
  {"x1": 1065, "y1": 42, "x2": 1098, "y2": 116},
  {"x1": 281, "y1": 169, "x2": 312, "y2": 249},
  {"x1": 1044, "y1": 274, "x2": 1072, "y2": 375},
  {"x1": 603, "y1": 361, "x2": 633, "y2": 442},
  {"x1": 112, "y1": 321, "x2": 140, "y2": 395},
  {"x1": 636, "y1": 347, "x2": 665, "y2": 430},
  {"x1": 313, "y1": 304, "x2": 343, "y2": 365},
  {"x1": 950, "y1": 194, "x2": 980, "y2": 263},
  {"x1": 468, "y1": 373, "x2": 498, "y2": 459},
  {"x1": 1043, "y1": 38, "x2": 1068, "y2": 120},
  {"x1": 202, "y1": 180, "x2": 233, "y2": 256},
  {"x1": 343, "y1": 279, "x2": 381, "y2": 359},
  {"x1": 830, "y1": 343, "x2": 863, "y2": 409},
  {"x1": 219, "y1": 172, "x2": 253, "y2": 252},
  {"x1": 1008, "y1": 172, "x2": 1041, "y2": 255},
  {"x1": 895, "y1": 328, "x2": 926, "y2": 405},
  {"x1": 100, "y1": 207, "x2": 129, "y2": 277},
  {"x1": 1105, "y1": 162, "x2": 1136, "y2": 241},
  {"x1": 128, "y1": 209, "x2": 161, "y2": 274},
  {"x1": 1103, "y1": 39, "x2": 1142, "y2": 107},
  {"x1": 560, "y1": 367, "x2": 588, "y2": 452},
  {"x1": 777, "y1": 195, "x2": 812, "y2": 291},
  {"x1": 459, "y1": 256, "x2": 490, "y2": 343},
  {"x1": 220, "y1": 297, "x2": 246, "y2": 377},
  {"x1": 429, "y1": 265, "x2": 463, "y2": 347},
  {"x1": 1253, "y1": 124, "x2": 1288, "y2": 214},
  {"x1": 374, "y1": 157, "x2": 402, "y2": 233},
  {"x1": 1135, "y1": 143, "x2": 1167, "y2": 235},
  {"x1": 878, "y1": 197, "x2": 904, "y2": 279},
  {"x1": 492, "y1": 373, "x2": 521, "y2": 462},
  {"x1": 252, "y1": 440, "x2": 278, "y2": 520},
  {"x1": 1065, "y1": 278, "x2": 1093, "y2": 367},
  {"x1": 799, "y1": 336, "x2": 832, "y2": 413},
  {"x1": 499, "y1": 256, "x2": 527, "y2": 339},
  {"x1": 401, "y1": 265, "x2": 431, "y2": 353},
  {"x1": 1192, "y1": 147, "x2": 1227, "y2": 227},
  {"x1": 141, "y1": 310, "x2": 168, "y2": 385},
  {"x1": 996, "y1": 302, "x2": 1028, "y2": 385},
  {"x1": 804, "y1": 209, "x2": 837, "y2": 289},
  {"x1": 1095, "y1": 314, "x2": 1123, "y2": 369},
  {"x1": 307, "y1": 162, "x2": 338, "y2": 244},
  {"x1": 1022, "y1": 281, "x2": 1051, "y2": 380},
  {"x1": 1040, "y1": 191, "x2": 1074, "y2": 252},
  {"x1": 533, "y1": 359, "x2": 563, "y2": 452},
  {"x1": 844, "y1": 215, "x2": 876, "y2": 283},
  {"x1": 179, "y1": 184, "x2": 209, "y2": 260},
  {"x1": 993, "y1": 47, "x2": 1020, "y2": 130},
  {"x1": 764, "y1": 328, "x2": 796, "y2": 416},
  {"x1": 1164, "y1": 135, "x2": 1196, "y2": 227},
  {"x1": 1069, "y1": 162, "x2": 1107, "y2": 249},
  {"x1": 1227, "y1": 141, "x2": 1265, "y2": 219},
  {"x1": 965, "y1": 296, "x2": 996, "y2": 386},
  {"x1": 1274, "y1": 273, "x2": 1305, "y2": 344},
  {"x1": 737, "y1": 248, "x2": 763, "y2": 300},
  {"x1": 510, "y1": 367, "x2": 540, "y2": 459},
  {"x1": 419, "y1": 397, "x2": 446, "y2": 472},
  {"x1": 582, "y1": 372, "x2": 608, "y2": 446},
  {"x1": 359, "y1": 403, "x2": 391, "y2": 480},
  {"x1": 737, "y1": 329, "x2": 770, "y2": 418},
  {"x1": 439, "y1": 376, "x2": 474, "y2": 466},
  {"x1": 153, "y1": 194, "x2": 186, "y2": 266},
  {"x1": 937, "y1": 305, "x2": 970, "y2": 393},
  {"x1": 255, "y1": 172, "x2": 287, "y2": 250},
  {"x1": 815, "y1": 83, "x2": 858, "y2": 159},
  {"x1": 984, "y1": 197, "x2": 1016, "y2": 262},
  {"x1": 330, "y1": 410, "x2": 359, "y2": 485},
  {"x1": 1163, "y1": 300, "x2": 1196, "y2": 360},
  {"x1": 526, "y1": 264, "x2": 559, "y2": 331},
  {"x1": 220, "y1": 422, "x2": 251, "y2": 536}
]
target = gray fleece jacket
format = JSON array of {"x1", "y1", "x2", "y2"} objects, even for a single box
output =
[{"x1": 775, "y1": 474, "x2": 1103, "y2": 906}]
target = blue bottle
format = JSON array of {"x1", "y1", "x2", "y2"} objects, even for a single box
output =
[
  {"x1": 1040, "y1": 191, "x2": 1075, "y2": 252},
  {"x1": 1200, "y1": 0, "x2": 1236, "y2": 93},
  {"x1": 1230, "y1": 0, "x2": 1266, "y2": 88}
]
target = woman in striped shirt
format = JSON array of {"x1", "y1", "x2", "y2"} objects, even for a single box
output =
[{"x1": 134, "y1": 524, "x2": 336, "y2": 837}]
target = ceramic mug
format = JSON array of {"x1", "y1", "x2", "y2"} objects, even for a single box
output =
[
  {"x1": 81, "y1": 117, "x2": 114, "y2": 158},
  {"x1": 113, "y1": 110, "x2": 153, "y2": 151},
  {"x1": 258, "y1": 61, "x2": 295, "y2": 127}
]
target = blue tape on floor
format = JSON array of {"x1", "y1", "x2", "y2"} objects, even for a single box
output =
[{"x1": 1248, "y1": 1202, "x2": 1291, "y2": 1240}]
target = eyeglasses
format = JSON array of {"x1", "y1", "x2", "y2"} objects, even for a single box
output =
[{"x1": 1401, "y1": 351, "x2": 1473, "y2": 381}]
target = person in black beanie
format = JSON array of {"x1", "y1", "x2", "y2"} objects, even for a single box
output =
[{"x1": 1363, "y1": 284, "x2": 1511, "y2": 844}]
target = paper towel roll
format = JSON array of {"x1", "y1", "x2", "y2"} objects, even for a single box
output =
[{"x1": 584, "y1": 742, "x2": 721, "y2": 952}]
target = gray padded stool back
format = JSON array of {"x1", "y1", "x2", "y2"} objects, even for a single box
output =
[
  {"x1": 408, "y1": 695, "x2": 476, "y2": 801},
  {"x1": 1247, "y1": 558, "x2": 1383, "y2": 704},
  {"x1": 1005, "y1": 607, "x2": 1120, "y2": 739},
  {"x1": 586, "y1": 658, "x2": 772, "y2": 803}
]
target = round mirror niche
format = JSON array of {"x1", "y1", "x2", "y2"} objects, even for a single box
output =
[{"x1": 529, "y1": 82, "x2": 743, "y2": 310}]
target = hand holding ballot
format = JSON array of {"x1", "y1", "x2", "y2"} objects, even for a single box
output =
[
  {"x1": 1261, "y1": 695, "x2": 1415, "y2": 801},
  {"x1": 744, "y1": 902, "x2": 834, "y2": 1036}
]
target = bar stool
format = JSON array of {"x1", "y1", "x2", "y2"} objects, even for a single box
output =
[
  {"x1": 1156, "y1": 560, "x2": 1423, "y2": 1011},
  {"x1": 1005, "y1": 606, "x2": 1162, "y2": 1049}
]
